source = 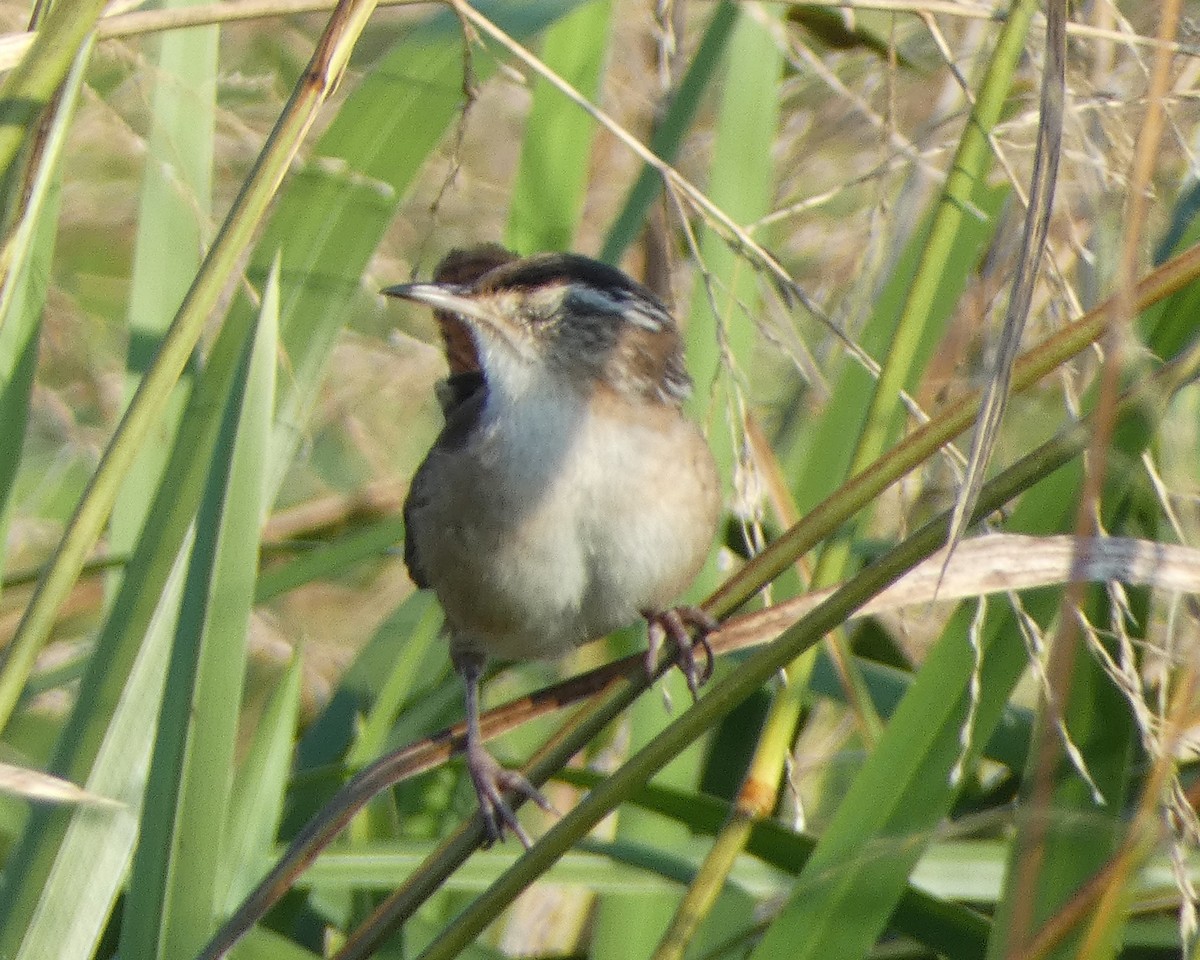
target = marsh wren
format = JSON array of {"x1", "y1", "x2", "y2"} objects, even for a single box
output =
[{"x1": 385, "y1": 248, "x2": 721, "y2": 845}]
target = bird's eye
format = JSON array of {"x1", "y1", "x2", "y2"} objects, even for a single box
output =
[{"x1": 515, "y1": 285, "x2": 566, "y2": 327}]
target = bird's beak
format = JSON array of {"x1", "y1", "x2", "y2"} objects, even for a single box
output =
[
  {"x1": 383, "y1": 282, "x2": 522, "y2": 346},
  {"x1": 385, "y1": 282, "x2": 504, "y2": 327}
]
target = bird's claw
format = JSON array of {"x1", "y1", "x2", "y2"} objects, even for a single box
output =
[
  {"x1": 645, "y1": 606, "x2": 719, "y2": 702},
  {"x1": 466, "y1": 744, "x2": 553, "y2": 849}
]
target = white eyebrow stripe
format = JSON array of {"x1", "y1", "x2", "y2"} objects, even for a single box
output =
[
  {"x1": 564, "y1": 285, "x2": 671, "y2": 330},
  {"x1": 565, "y1": 285, "x2": 625, "y2": 315},
  {"x1": 622, "y1": 302, "x2": 672, "y2": 330}
]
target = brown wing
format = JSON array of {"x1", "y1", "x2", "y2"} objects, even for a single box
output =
[
  {"x1": 402, "y1": 386, "x2": 487, "y2": 589},
  {"x1": 405, "y1": 245, "x2": 516, "y2": 589},
  {"x1": 402, "y1": 465, "x2": 432, "y2": 589}
]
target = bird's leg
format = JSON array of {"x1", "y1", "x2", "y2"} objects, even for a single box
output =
[
  {"x1": 643, "y1": 606, "x2": 719, "y2": 701},
  {"x1": 453, "y1": 650, "x2": 552, "y2": 848}
]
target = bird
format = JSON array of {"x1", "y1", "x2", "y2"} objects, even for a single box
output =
[{"x1": 384, "y1": 247, "x2": 721, "y2": 846}]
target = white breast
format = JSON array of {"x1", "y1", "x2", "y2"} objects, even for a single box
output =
[{"x1": 411, "y1": 378, "x2": 718, "y2": 663}]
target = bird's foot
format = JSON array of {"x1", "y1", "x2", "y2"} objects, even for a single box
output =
[
  {"x1": 465, "y1": 741, "x2": 553, "y2": 849},
  {"x1": 644, "y1": 606, "x2": 719, "y2": 701}
]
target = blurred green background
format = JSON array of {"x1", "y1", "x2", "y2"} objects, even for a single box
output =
[{"x1": 1, "y1": 2, "x2": 1199, "y2": 960}]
